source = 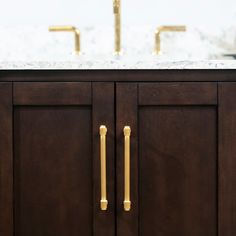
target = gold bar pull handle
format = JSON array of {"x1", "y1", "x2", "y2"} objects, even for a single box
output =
[
  {"x1": 100, "y1": 125, "x2": 108, "y2": 211},
  {"x1": 123, "y1": 126, "x2": 131, "y2": 211}
]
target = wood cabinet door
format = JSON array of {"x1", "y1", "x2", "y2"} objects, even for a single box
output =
[
  {"x1": 12, "y1": 82, "x2": 115, "y2": 236},
  {"x1": 116, "y1": 83, "x2": 219, "y2": 236}
]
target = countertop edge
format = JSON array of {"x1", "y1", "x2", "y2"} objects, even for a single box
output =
[{"x1": 1, "y1": 60, "x2": 236, "y2": 70}]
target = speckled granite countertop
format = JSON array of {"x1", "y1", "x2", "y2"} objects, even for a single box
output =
[{"x1": 0, "y1": 60, "x2": 236, "y2": 70}]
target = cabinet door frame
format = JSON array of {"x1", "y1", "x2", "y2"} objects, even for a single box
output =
[
  {"x1": 219, "y1": 83, "x2": 236, "y2": 236},
  {"x1": 116, "y1": 83, "x2": 139, "y2": 236},
  {"x1": 116, "y1": 82, "x2": 219, "y2": 236},
  {"x1": 0, "y1": 83, "x2": 13, "y2": 236},
  {"x1": 12, "y1": 82, "x2": 115, "y2": 236}
]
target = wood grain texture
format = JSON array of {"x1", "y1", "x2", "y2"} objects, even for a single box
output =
[
  {"x1": 0, "y1": 83, "x2": 13, "y2": 236},
  {"x1": 139, "y1": 106, "x2": 217, "y2": 236},
  {"x1": 116, "y1": 83, "x2": 138, "y2": 236},
  {"x1": 139, "y1": 83, "x2": 217, "y2": 105},
  {"x1": 14, "y1": 106, "x2": 93, "y2": 236},
  {"x1": 219, "y1": 83, "x2": 236, "y2": 236},
  {"x1": 3, "y1": 75, "x2": 235, "y2": 236},
  {"x1": 1, "y1": 70, "x2": 236, "y2": 82},
  {"x1": 14, "y1": 82, "x2": 91, "y2": 105},
  {"x1": 92, "y1": 83, "x2": 115, "y2": 236}
]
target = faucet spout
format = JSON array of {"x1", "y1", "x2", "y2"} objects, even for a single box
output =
[{"x1": 113, "y1": 0, "x2": 121, "y2": 55}]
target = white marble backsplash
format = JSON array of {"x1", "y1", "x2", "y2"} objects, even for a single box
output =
[{"x1": 0, "y1": 26, "x2": 236, "y2": 69}]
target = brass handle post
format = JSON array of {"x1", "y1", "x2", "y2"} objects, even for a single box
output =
[
  {"x1": 154, "y1": 25, "x2": 186, "y2": 55},
  {"x1": 123, "y1": 126, "x2": 131, "y2": 211},
  {"x1": 100, "y1": 125, "x2": 108, "y2": 210},
  {"x1": 49, "y1": 25, "x2": 81, "y2": 54}
]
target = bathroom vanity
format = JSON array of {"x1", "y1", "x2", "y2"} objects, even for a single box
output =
[{"x1": 1, "y1": 67, "x2": 236, "y2": 236}]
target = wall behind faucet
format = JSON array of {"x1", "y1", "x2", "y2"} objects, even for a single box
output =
[{"x1": 0, "y1": 0, "x2": 236, "y2": 29}]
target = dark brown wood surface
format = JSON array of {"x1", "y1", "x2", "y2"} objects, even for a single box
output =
[
  {"x1": 139, "y1": 107, "x2": 217, "y2": 236},
  {"x1": 139, "y1": 82, "x2": 217, "y2": 105},
  {"x1": 116, "y1": 83, "x2": 139, "y2": 236},
  {"x1": 13, "y1": 82, "x2": 115, "y2": 236},
  {"x1": 219, "y1": 83, "x2": 236, "y2": 236},
  {"x1": 1, "y1": 74, "x2": 236, "y2": 236},
  {"x1": 0, "y1": 70, "x2": 236, "y2": 82},
  {"x1": 117, "y1": 82, "x2": 218, "y2": 236},
  {"x1": 14, "y1": 107, "x2": 93, "y2": 236},
  {"x1": 0, "y1": 83, "x2": 13, "y2": 236},
  {"x1": 14, "y1": 82, "x2": 91, "y2": 105}
]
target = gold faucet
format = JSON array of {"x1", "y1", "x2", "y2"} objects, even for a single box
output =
[
  {"x1": 113, "y1": 0, "x2": 121, "y2": 55},
  {"x1": 49, "y1": 26, "x2": 81, "y2": 55},
  {"x1": 154, "y1": 25, "x2": 186, "y2": 55}
]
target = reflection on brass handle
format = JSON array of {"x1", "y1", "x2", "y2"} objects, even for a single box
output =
[
  {"x1": 123, "y1": 126, "x2": 131, "y2": 211},
  {"x1": 49, "y1": 25, "x2": 81, "y2": 54},
  {"x1": 100, "y1": 125, "x2": 108, "y2": 211}
]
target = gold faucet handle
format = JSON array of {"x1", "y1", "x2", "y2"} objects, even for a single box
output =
[
  {"x1": 154, "y1": 25, "x2": 186, "y2": 55},
  {"x1": 49, "y1": 25, "x2": 81, "y2": 55},
  {"x1": 157, "y1": 25, "x2": 186, "y2": 33}
]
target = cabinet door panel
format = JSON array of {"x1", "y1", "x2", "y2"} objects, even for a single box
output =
[
  {"x1": 116, "y1": 83, "x2": 218, "y2": 236},
  {"x1": 139, "y1": 107, "x2": 217, "y2": 236},
  {"x1": 13, "y1": 82, "x2": 115, "y2": 236},
  {"x1": 14, "y1": 107, "x2": 92, "y2": 236}
]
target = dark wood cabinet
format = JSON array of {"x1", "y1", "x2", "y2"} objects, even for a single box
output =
[
  {"x1": 116, "y1": 83, "x2": 218, "y2": 236},
  {"x1": 1, "y1": 82, "x2": 116, "y2": 236},
  {"x1": 0, "y1": 71, "x2": 236, "y2": 236}
]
